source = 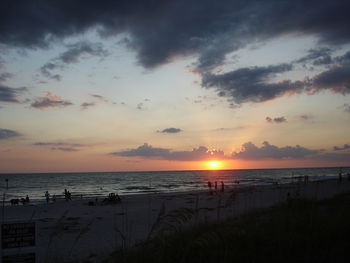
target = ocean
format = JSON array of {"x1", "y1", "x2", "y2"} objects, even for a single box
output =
[{"x1": 0, "y1": 167, "x2": 349, "y2": 204}]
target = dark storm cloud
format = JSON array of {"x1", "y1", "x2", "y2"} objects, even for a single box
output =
[
  {"x1": 201, "y1": 64, "x2": 305, "y2": 104},
  {"x1": 158, "y1": 128, "x2": 182, "y2": 134},
  {"x1": 266, "y1": 116, "x2": 287, "y2": 124},
  {"x1": 1, "y1": 1, "x2": 350, "y2": 104},
  {"x1": 232, "y1": 141, "x2": 320, "y2": 160},
  {"x1": 1, "y1": 0, "x2": 350, "y2": 70},
  {"x1": 0, "y1": 128, "x2": 21, "y2": 140},
  {"x1": 110, "y1": 143, "x2": 225, "y2": 161},
  {"x1": 0, "y1": 85, "x2": 27, "y2": 103},
  {"x1": 333, "y1": 144, "x2": 350, "y2": 151},
  {"x1": 31, "y1": 91, "x2": 73, "y2": 109}
]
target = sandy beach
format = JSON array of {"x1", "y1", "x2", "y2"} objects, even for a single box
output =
[{"x1": 1, "y1": 178, "x2": 350, "y2": 263}]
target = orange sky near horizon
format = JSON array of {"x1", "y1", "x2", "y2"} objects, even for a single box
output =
[{"x1": 0, "y1": 147, "x2": 347, "y2": 173}]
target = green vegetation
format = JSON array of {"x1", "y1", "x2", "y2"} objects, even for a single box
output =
[{"x1": 108, "y1": 193, "x2": 350, "y2": 263}]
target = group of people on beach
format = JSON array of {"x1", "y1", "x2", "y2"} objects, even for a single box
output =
[
  {"x1": 10, "y1": 195, "x2": 30, "y2": 205},
  {"x1": 207, "y1": 181, "x2": 225, "y2": 194},
  {"x1": 44, "y1": 189, "x2": 72, "y2": 204},
  {"x1": 64, "y1": 189, "x2": 72, "y2": 201}
]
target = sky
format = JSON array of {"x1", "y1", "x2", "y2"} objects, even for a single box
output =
[{"x1": 0, "y1": 0, "x2": 350, "y2": 173}]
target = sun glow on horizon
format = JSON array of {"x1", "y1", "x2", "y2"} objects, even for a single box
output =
[{"x1": 207, "y1": 160, "x2": 221, "y2": 170}]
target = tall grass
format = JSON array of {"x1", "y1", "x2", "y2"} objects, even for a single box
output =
[{"x1": 108, "y1": 192, "x2": 350, "y2": 263}]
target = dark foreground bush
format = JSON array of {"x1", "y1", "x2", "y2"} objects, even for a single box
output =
[{"x1": 107, "y1": 193, "x2": 350, "y2": 263}]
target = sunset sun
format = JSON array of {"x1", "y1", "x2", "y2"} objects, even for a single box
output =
[{"x1": 208, "y1": 160, "x2": 221, "y2": 170}]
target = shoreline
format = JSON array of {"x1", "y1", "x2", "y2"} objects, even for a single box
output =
[
  {"x1": 1, "y1": 178, "x2": 349, "y2": 262},
  {"x1": 1, "y1": 174, "x2": 344, "y2": 206}
]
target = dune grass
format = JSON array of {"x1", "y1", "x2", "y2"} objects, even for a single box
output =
[{"x1": 107, "y1": 192, "x2": 350, "y2": 263}]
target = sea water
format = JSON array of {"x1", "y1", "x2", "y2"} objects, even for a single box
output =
[{"x1": 0, "y1": 167, "x2": 348, "y2": 204}]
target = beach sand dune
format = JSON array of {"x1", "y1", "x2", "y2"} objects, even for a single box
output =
[{"x1": 1, "y1": 178, "x2": 349, "y2": 262}]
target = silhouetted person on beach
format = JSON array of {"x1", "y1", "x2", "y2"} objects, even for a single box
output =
[
  {"x1": 45, "y1": 191, "x2": 50, "y2": 204},
  {"x1": 208, "y1": 181, "x2": 213, "y2": 195},
  {"x1": 64, "y1": 189, "x2": 68, "y2": 201},
  {"x1": 221, "y1": 181, "x2": 224, "y2": 193},
  {"x1": 339, "y1": 172, "x2": 343, "y2": 183},
  {"x1": 67, "y1": 191, "x2": 72, "y2": 201},
  {"x1": 25, "y1": 195, "x2": 30, "y2": 203},
  {"x1": 215, "y1": 181, "x2": 218, "y2": 190}
]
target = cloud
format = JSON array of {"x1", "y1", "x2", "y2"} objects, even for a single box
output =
[
  {"x1": 333, "y1": 144, "x2": 350, "y2": 151},
  {"x1": 214, "y1": 126, "x2": 246, "y2": 132},
  {"x1": 59, "y1": 41, "x2": 108, "y2": 64},
  {"x1": 0, "y1": 128, "x2": 21, "y2": 140},
  {"x1": 1, "y1": 1, "x2": 350, "y2": 104},
  {"x1": 311, "y1": 65, "x2": 350, "y2": 94},
  {"x1": 299, "y1": 114, "x2": 313, "y2": 120},
  {"x1": 158, "y1": 128, "x2": 182, "y2": 134},
  {"x1": 295, "y1": 48, "x2": 333, "y2": 65},
  {"x1": 90, "y1": 94, "x2": 108, "y2": 102},
  {"x1": 304, "y1": 51, "x2": 350, "y2": 95},
  {"x1": 201, "y1": 64, "x2": 305, "y2": 104},
  {"x1": 202, "y1": 50, "x2": 350, "y2": 105},
  {"x1": 111, "y1": 141, "x2": 350, "y2": 163},
  {"x1": 33, "y1": 142, "x2": 83, "y2": 147},
  {"x1": 137, "y1": 103, "x2": 144, "y2": 110},
  {"x1": 0, "y1": 85, "x2": 27, "y2": 103},
  {"x1": 81, "y1": 102, "x2": 95, "y2": 109},
  {"x1": 33, "y1": 142, "x2": 83, "y2": 152},
  {"x1": 31, "y1": 91, "x2": 73, "y2": 109},
  {"x1": 51, "y1": 147, "x2": 78, "y2": 152},
  {"x1": 40, "y1": 41, "x2": 108, "y2": 80},
  {"x1": 111, "y1": 143, "x2": 170, "y2": 158},
  {"x1": 80, "y1": 94, "x2": 109, "y2": 109},
  {"x1": 232, "y1": 141, "x2": 320, "y2": 160},
  {"x1": 0, "y1": 72, "x2": 13, "y2": 82},
  {"x1": 266, "y1": 116, "x2": 287, "y2": 123},
  {"x1": 110, "y1": 143, "x2": 225, "y2": 161},
  {"x1": 0, "y1": 1, "x2": 349, "y2": 69},
  {"x1": 40, "y1": 62, "x2": 62, "y2": 81}
]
